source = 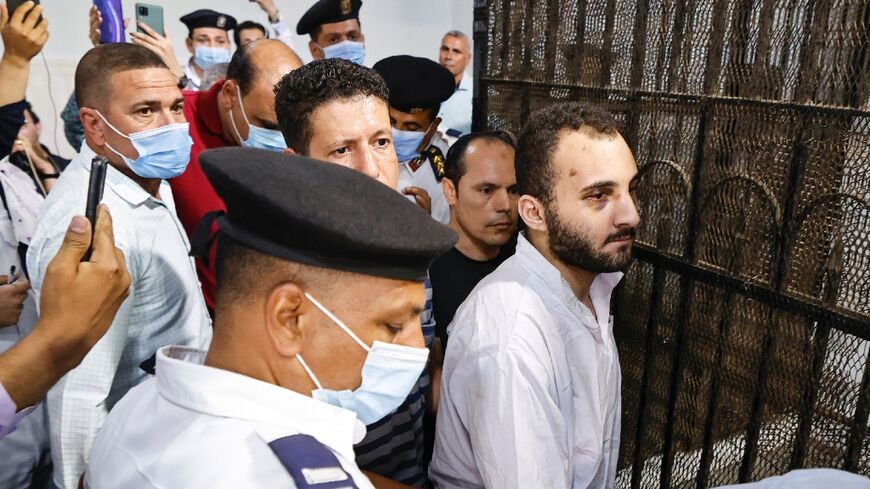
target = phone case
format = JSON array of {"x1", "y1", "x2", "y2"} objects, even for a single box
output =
[
  {"x1": 135, "y1": 3, "x2": 164, "y2": 36},
  {"x1": 94, "y1": 0, "x2": 124, "y2": 44}
]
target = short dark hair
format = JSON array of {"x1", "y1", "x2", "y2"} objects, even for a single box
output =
[
  {"x1": 225, "y1": 42, "x2": 257, "y2": 96},
  {"x1": 444, "y1": 130, "x2": 515, "y2": 187},
  {"x1": 234, "y1": 20, "x2": 267, "y2": 46},
  {"x1": 215, "y1": 233, "x2": 347, "y2": 308},
  {"x1": 274, "y1": 58, "x2": 389, "y2": 154},
  {"x1": 515, "y1": 102, "x2": 621, "y2": 203},
  {"x1": 75, "y1": 43, "x2": 167, "y2": 109}
]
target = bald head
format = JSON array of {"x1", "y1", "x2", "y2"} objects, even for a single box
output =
[{"x1": 227, "y1": 39, "x2": 303, "y2": 96}]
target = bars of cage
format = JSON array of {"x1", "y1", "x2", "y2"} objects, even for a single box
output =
[
  {"x1": 629, "y1": 265, "x2": 668, "y2": 489},
  {"x1": 659, "y1": 101, "x2": 712, "y2": 489},
  {"x1": 472, "y1": 0, "x2": 489, "y2": 132},
  {"x1": 845, "y1": 356, "x2": 870, "y2": 472}
]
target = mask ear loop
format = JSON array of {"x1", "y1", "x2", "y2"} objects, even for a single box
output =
[
  {"x1": 295, "y1": 354, "x2": 324, "y2": 390},
  {"x1": 304, "y1": 292, "x2": 372, "y2": 353},
  {"x1": 228, "y1": 85, "x2": 249, "y2": 145}
]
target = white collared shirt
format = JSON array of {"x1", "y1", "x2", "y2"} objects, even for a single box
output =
[
  {"x1": 398, "y1": 136, "x2": 450, "y2": 225},
  {"x1": 437, "y1": 72, "x2": 473, "y2": 136},
  {"x1": 430, "y1": 234, "x2": 623, "y2": 489},
  {"x1": 27, "y1": 144, "x2": 212, "y2": 489},
  {"x1": 86, "y1": 345, "x2": 374, "y2": 489},
  {"x1": 183, "y1": 59, "x2": 202, "y2": 91}
]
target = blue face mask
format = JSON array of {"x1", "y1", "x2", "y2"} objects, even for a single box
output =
[
  {"x1": 392, "y1": 128, "x2": 426, "y2": 162},
  {"x1": 194, "y1": 45, "x2": 231, "y2": 69},
  {"x1": 97, "y1": 111, "x2": 193, "y2": 180},
  {"x1": 319, "y1": 40, "x2": 366, "y2": 65},
  {"x1": 296, "y1": 292, "x2": 429, "y2": 426},
  {"x1": 229, "y1": 85, "x2": 287, "y2": 152}
]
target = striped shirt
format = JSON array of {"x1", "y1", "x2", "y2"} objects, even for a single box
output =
[
  {"x1": 354, "y1": 277, "x2": 435, "y2": 487},
  {"x1": 27, "y1": 144, "x2": 213, "y2": 489}
]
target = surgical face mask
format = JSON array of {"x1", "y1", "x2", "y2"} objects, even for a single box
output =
[
  {"x1": 318, "y1": 40, "x2": 365, "y2": 65},
  {"x1": 296, "y1": 292, "x2": 429, "y2": 425},
  {"x1": 194, "y1": 45, "x2": 231, "y2": 69},
  {"x1": 229, "y1": 85, "x2": 287, "y2": 152},
  {"x1": 96, "y1": 111, "x2": 193, "y2": 180},
  {"x1": 392, "y1": 128, "x2": 426, "y2": 162}
]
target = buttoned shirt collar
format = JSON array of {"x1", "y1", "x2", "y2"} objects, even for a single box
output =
[
  {"x1": 156, "y1": 345, "x2": 365, "y2": 463},
  {"x1": 78, "y1": 144, "x2": 168, "y2": 208},
  {"x1": 515, "y1": 233, "x2": 622, "y2": 333}
]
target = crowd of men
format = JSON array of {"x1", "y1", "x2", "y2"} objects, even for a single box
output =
[{"x1": 0, "y1": 1, "x2": 868, "y2": 489}]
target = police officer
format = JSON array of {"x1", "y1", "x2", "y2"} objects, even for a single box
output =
[
  {"x1": 172, "y1": 40, "x2": 302, "y2": 312},
  {"x1": 179, "y1": 9, "x2": 238, "y2": 91},
  {"x1": 85, "y1": 147, "x2": 457, "y2": 489},
  {"x1": 297, "y1": 0, "x2": 366, "y2": 65},
  {"x1": 373, "y1": 55, "x2": 456, "y2": 224}
]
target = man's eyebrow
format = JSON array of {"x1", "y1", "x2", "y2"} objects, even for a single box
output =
[{"x1": 581, "y1": 180, "x2": 617, "y2": 192}]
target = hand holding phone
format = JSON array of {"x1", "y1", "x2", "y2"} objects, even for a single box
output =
[{"x1": 84, "y1": 157, "x2": 108, "y2": 261}]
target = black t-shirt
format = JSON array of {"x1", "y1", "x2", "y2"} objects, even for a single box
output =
[{"x1": 429, "y1": 243, "x2": 515, "y2": 346}]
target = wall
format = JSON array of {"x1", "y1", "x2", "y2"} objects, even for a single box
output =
[{"x1": 19, "y1": 0, "x2": 473, "y2": 158}]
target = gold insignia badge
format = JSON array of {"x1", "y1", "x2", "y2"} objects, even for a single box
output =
[
  {"x1": 217, "y1": 15, "x2": 227, "y2": 28},
  {"x1": 340, "y1": 0, "x2": 352, "y2": 15}
]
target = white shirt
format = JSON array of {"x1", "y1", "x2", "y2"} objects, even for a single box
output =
[
  {"x1": 398, "y1": 136, "x2": 450, "y2": 225},
  {"x1": 27, "y1": 144, "x2": 213, "y2": 489},
  {"x1": 430, "y1": 234, "x2": 622, "y2": 489},
  {"x1": 86, "y1": 345, "x2": 375, "y2": 489},
  {"x1": 438, "y1": 72, "x2": 473, "y2": 136},
  {"x1": 183, "y1": 59, "x2": 202, "y2": 91},
  {"x1": 0, "y1": 159, "x2": 50, "y2": 488},
  {"x1": 714, "y1": 469, "x2": 870, "y2": 488}
]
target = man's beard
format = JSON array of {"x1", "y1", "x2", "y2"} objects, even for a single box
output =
[{"x1": 544, "y1": 204, "x2": 635, "y2": 273}]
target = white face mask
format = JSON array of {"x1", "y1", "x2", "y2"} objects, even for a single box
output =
[{"x1": 296, "y1": 292, "x2": 429, "y2": 425}]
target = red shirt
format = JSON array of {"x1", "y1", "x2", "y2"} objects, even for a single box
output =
[{"x1": 170, "y1": 80, "x2": 234, "y2": 311}]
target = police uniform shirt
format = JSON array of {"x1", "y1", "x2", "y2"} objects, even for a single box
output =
[
  {"x1": 86, "y1": 346, "x2": 375, "y2": 489},
  {"x1": 398, "y1": 134, "x2": 451, "y2": 225}
]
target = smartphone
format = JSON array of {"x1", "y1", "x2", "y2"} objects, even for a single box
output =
[
  {"x1": 6, "y1": 0, "x2": 42, "y2": 24},
  {"x1": 6, "y1": 0, "x2": 40, "y2": 16},
  {"x1": 83, "y1": 157, "x2": 108, "y2": 262},
  {"x1": 135, "y1": 3, "x2": 164, "y2": 36},
  {"x1": 93, "y1": 0, "x2": 125, "y2": 44}
]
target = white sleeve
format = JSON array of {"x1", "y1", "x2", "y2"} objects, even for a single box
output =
[
  {"x1": 32, "y1": 231, "x2": 135, "y2": 489},
  {"x1": 269, "y1": 19, "x2": 313, "y2": 64},
  {"x1": 458, "y1": 350, "x2": 571, "y2": 489}
]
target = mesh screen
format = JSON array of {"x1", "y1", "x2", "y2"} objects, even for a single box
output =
[{"x1": 474, "y1": 0, "x2": 870, "y2": 486}]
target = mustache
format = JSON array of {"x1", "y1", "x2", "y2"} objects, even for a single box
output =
[{"x1": 605, "y1": 228, "x2": 636, "y2": 244}]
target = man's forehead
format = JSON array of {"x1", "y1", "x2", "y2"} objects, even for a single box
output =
[
  {"x1": 554, "y1": 130, "x2": 636, "y2": 181},
  {"x1": 443, "y1": 35, "x2": 468, "y2": 50},
  {"x1": 193, "y1": 27, "x2": 229, "y2": 39},
  {"x1": 320, "y1": 18, "x2": 361, "y2": 35},
  {"x1": 311, "y1": 97, "x2": 390, "y2": 138},
  {"x1": 109, "y1": 68, "x2": 179, "y2": 103}
]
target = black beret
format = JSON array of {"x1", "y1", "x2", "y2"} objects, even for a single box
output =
[
  {"x1": 200, "y1": 147, "x2": 457, "y2": 282},
  {"x1": 180, "y1": 9, "x2": 238, "y2": 32},
  {"x1": 373, "y1": 55, "x2": 456, "y2": 114},
  {"x1": 296, "y1": 0, "x2": 362, "y2": 35}
]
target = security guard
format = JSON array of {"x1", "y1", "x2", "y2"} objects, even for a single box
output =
[
  {"x1": 171, "y1": 40, "x2": 301, "y2": 312},
  {"x1": 85, "y1": 147, "x2": 457, "y2": 488},
  {"x1": 297, "y1": 0, "x2": 366, "y2": 64},
  {"x1": 179, "y1": 9, "x2": 238, "y2": 91},
  {"x1": 373, "y1": 55, "x2": 456, "y2": 224}
]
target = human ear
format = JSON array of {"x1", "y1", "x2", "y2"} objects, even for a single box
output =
[
  {"x1": 518, "y1": 195, "x2": 547, "y2": 232},
  {"x1": 442, "y1": 178, "x2": 457, "y2": 206},
  {"x1": 264, "y1": 283, "x2": 307, "y2": 358}
]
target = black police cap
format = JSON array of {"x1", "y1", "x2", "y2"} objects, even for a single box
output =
[
  {"x1": 199, "y1": 147, "x2": 457, "y2": 282},
  {"x1": 180, "y1": 9, "x2": 238, "y2": 32},
  {"x1": 296, "y1": 0, "x2": 363, "y2": 36},
  {"x1": 373, "y1": 55, "x2": 456, "y2": 114}
]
